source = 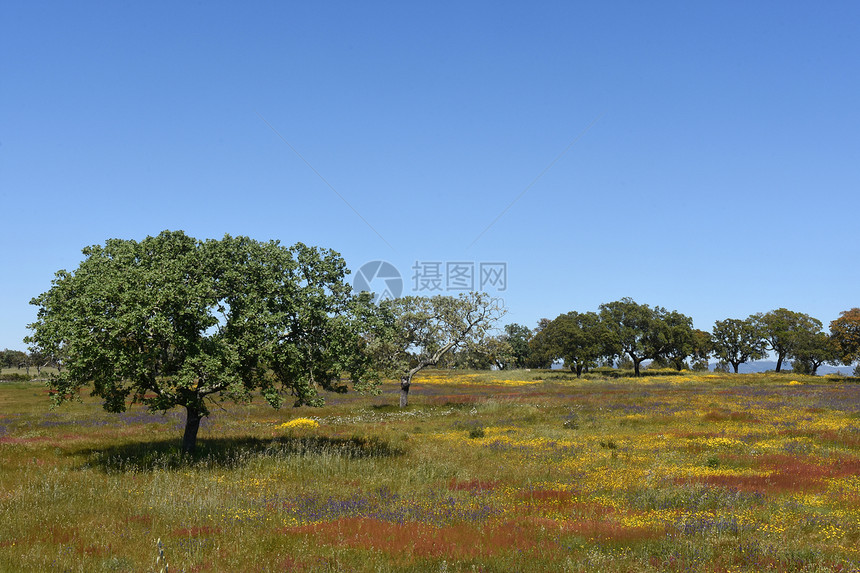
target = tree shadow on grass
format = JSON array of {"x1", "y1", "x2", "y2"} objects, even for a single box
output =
[{"x1": 73, "y1": 434, "x2": 404, "y2": 473}]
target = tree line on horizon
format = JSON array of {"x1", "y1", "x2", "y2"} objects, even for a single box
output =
[
  {"x1": 12, "y1": 300, "x2": 858, "y2": 379},
  {"x1": 488, "y1": 300, "x2": 860, "y2": 378}
]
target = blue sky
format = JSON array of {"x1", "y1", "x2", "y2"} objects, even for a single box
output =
[{"x1": 2, "y1": 1, "x2": 859, "y2": 351}]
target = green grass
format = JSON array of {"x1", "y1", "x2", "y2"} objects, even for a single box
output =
[{"x1": 1, "y1": 370, "x2": 859, "y2": 571}]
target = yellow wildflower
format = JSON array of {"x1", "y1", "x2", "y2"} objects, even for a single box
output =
[{"x1": 279, "y1": 418, "x2": 320, "y2": 430}]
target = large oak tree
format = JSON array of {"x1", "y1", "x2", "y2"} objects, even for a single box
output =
[{"x1": 26, "y1": 231, "x2": 379, "y2": 454}]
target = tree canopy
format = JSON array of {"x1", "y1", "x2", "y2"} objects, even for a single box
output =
[{"x1": 26, "y1": 231, "x2": 379, "y2": 453}]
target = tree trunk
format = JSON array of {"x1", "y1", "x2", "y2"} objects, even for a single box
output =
[
  {"x1": 575, "y1": 364, "x2": 583, "y2": 378},
  {"x1": 182, "y1": 406, "x2": 202, "y2": 455},
  {"x1": 633, "y1": 358, "x2": 642, "y2": 377},
  {"x1": 399, "y1": 376, "x2": 411, "y2": 408},
  {"x1": 732, "y1": 362, "x2": 740, "y2": 373},
  {"x1": 775, "y1": 354, "x2": 784, "y2": 372}
]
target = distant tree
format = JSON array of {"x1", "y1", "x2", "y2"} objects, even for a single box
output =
[
  {"x1": 599, "y1": 298, "x2": 652, "y2": 377},
  {"x1": 662, "y1": 310, "x2": 695, "y2": 370},
  {"x1": 533, "y1": 311, "x2": 608, "y2": 377},
  {"x1": 502, "y1": 323, "x2": 533, "y2": 369},
  {"x1": 690, "y1": 329, "x2": 713, "y2": 371},
  {"x1": 453, "y1": 336, "x2": 514, "y2": 370},
  {"x1": 753, "y1": 309, "x2": 823, "y2": 373},
  {"x1": 829, "y1": 308, "x2": 860, "y2": 368},
  {"x1": 711, "y1": 318, "x2": 767, "y2": 373},
  {"x1": 527, "y1": 318, "x2": 555, "y2": 368},
  {"x1": 791, "y1": 331, "x2": 837, "y2": 375},
  {"x1": 376, "y1": 293, "x2": 506, "y2": 407},
  {"x1": 26, "y1": 349, "x2": 50, "y2": 375},
  {"x1": 0, "y1": 349, "x2": 28, "y2": 372},
  {"x1": 26, "y1": 231, "x2": 379, "y2": 454},
  {"x1": 598, "y1": 298, "x2": 686, "y2": 377},
  {"x1": 488, "y1": 336, "x2": 516, "y2": 370}
]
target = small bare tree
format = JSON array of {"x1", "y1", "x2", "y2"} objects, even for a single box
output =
[{"x1": 375, "y1": 293, "x2": 506, "y2": 407}]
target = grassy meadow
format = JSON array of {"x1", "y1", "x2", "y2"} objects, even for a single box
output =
[{"x1": 1, "y1": 369, "x2": 860, "y2": 572}]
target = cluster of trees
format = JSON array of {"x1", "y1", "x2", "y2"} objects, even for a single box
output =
[
  {"x1": 495, "y1": 300, "x2": 860, "y2": 377},
  {"x1": 0, "y1": 348, "x2": 61, "y2": 375}
]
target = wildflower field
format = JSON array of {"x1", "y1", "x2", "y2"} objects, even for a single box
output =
[{"x1": 1, "y1": 370, "x2": 860, "y2": 572}]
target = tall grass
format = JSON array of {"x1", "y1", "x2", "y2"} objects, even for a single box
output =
[{"x1": 1, "y1": 370, "x2": 859, "y2": 571}]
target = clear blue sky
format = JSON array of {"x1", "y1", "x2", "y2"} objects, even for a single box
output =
[{"x1": 2, "y1": 1, "x2": 859, "y2": 351}]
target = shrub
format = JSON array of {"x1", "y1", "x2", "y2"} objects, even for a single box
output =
[
  {"x1": 690, "y1": 359, "x2": 709, "y2": 372},
  {"x1": 713, "y1": 362, "x2": 731, "y2": 373},
  {"x1": 589, "y1": 366, "x2": 619, "y2": 378},
  {"x1": 0, "y1": 373, "x2": 32, "y2": 382},
  {"x1": 468, "y1": 427, "x2": 485, "y2": 439}
]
